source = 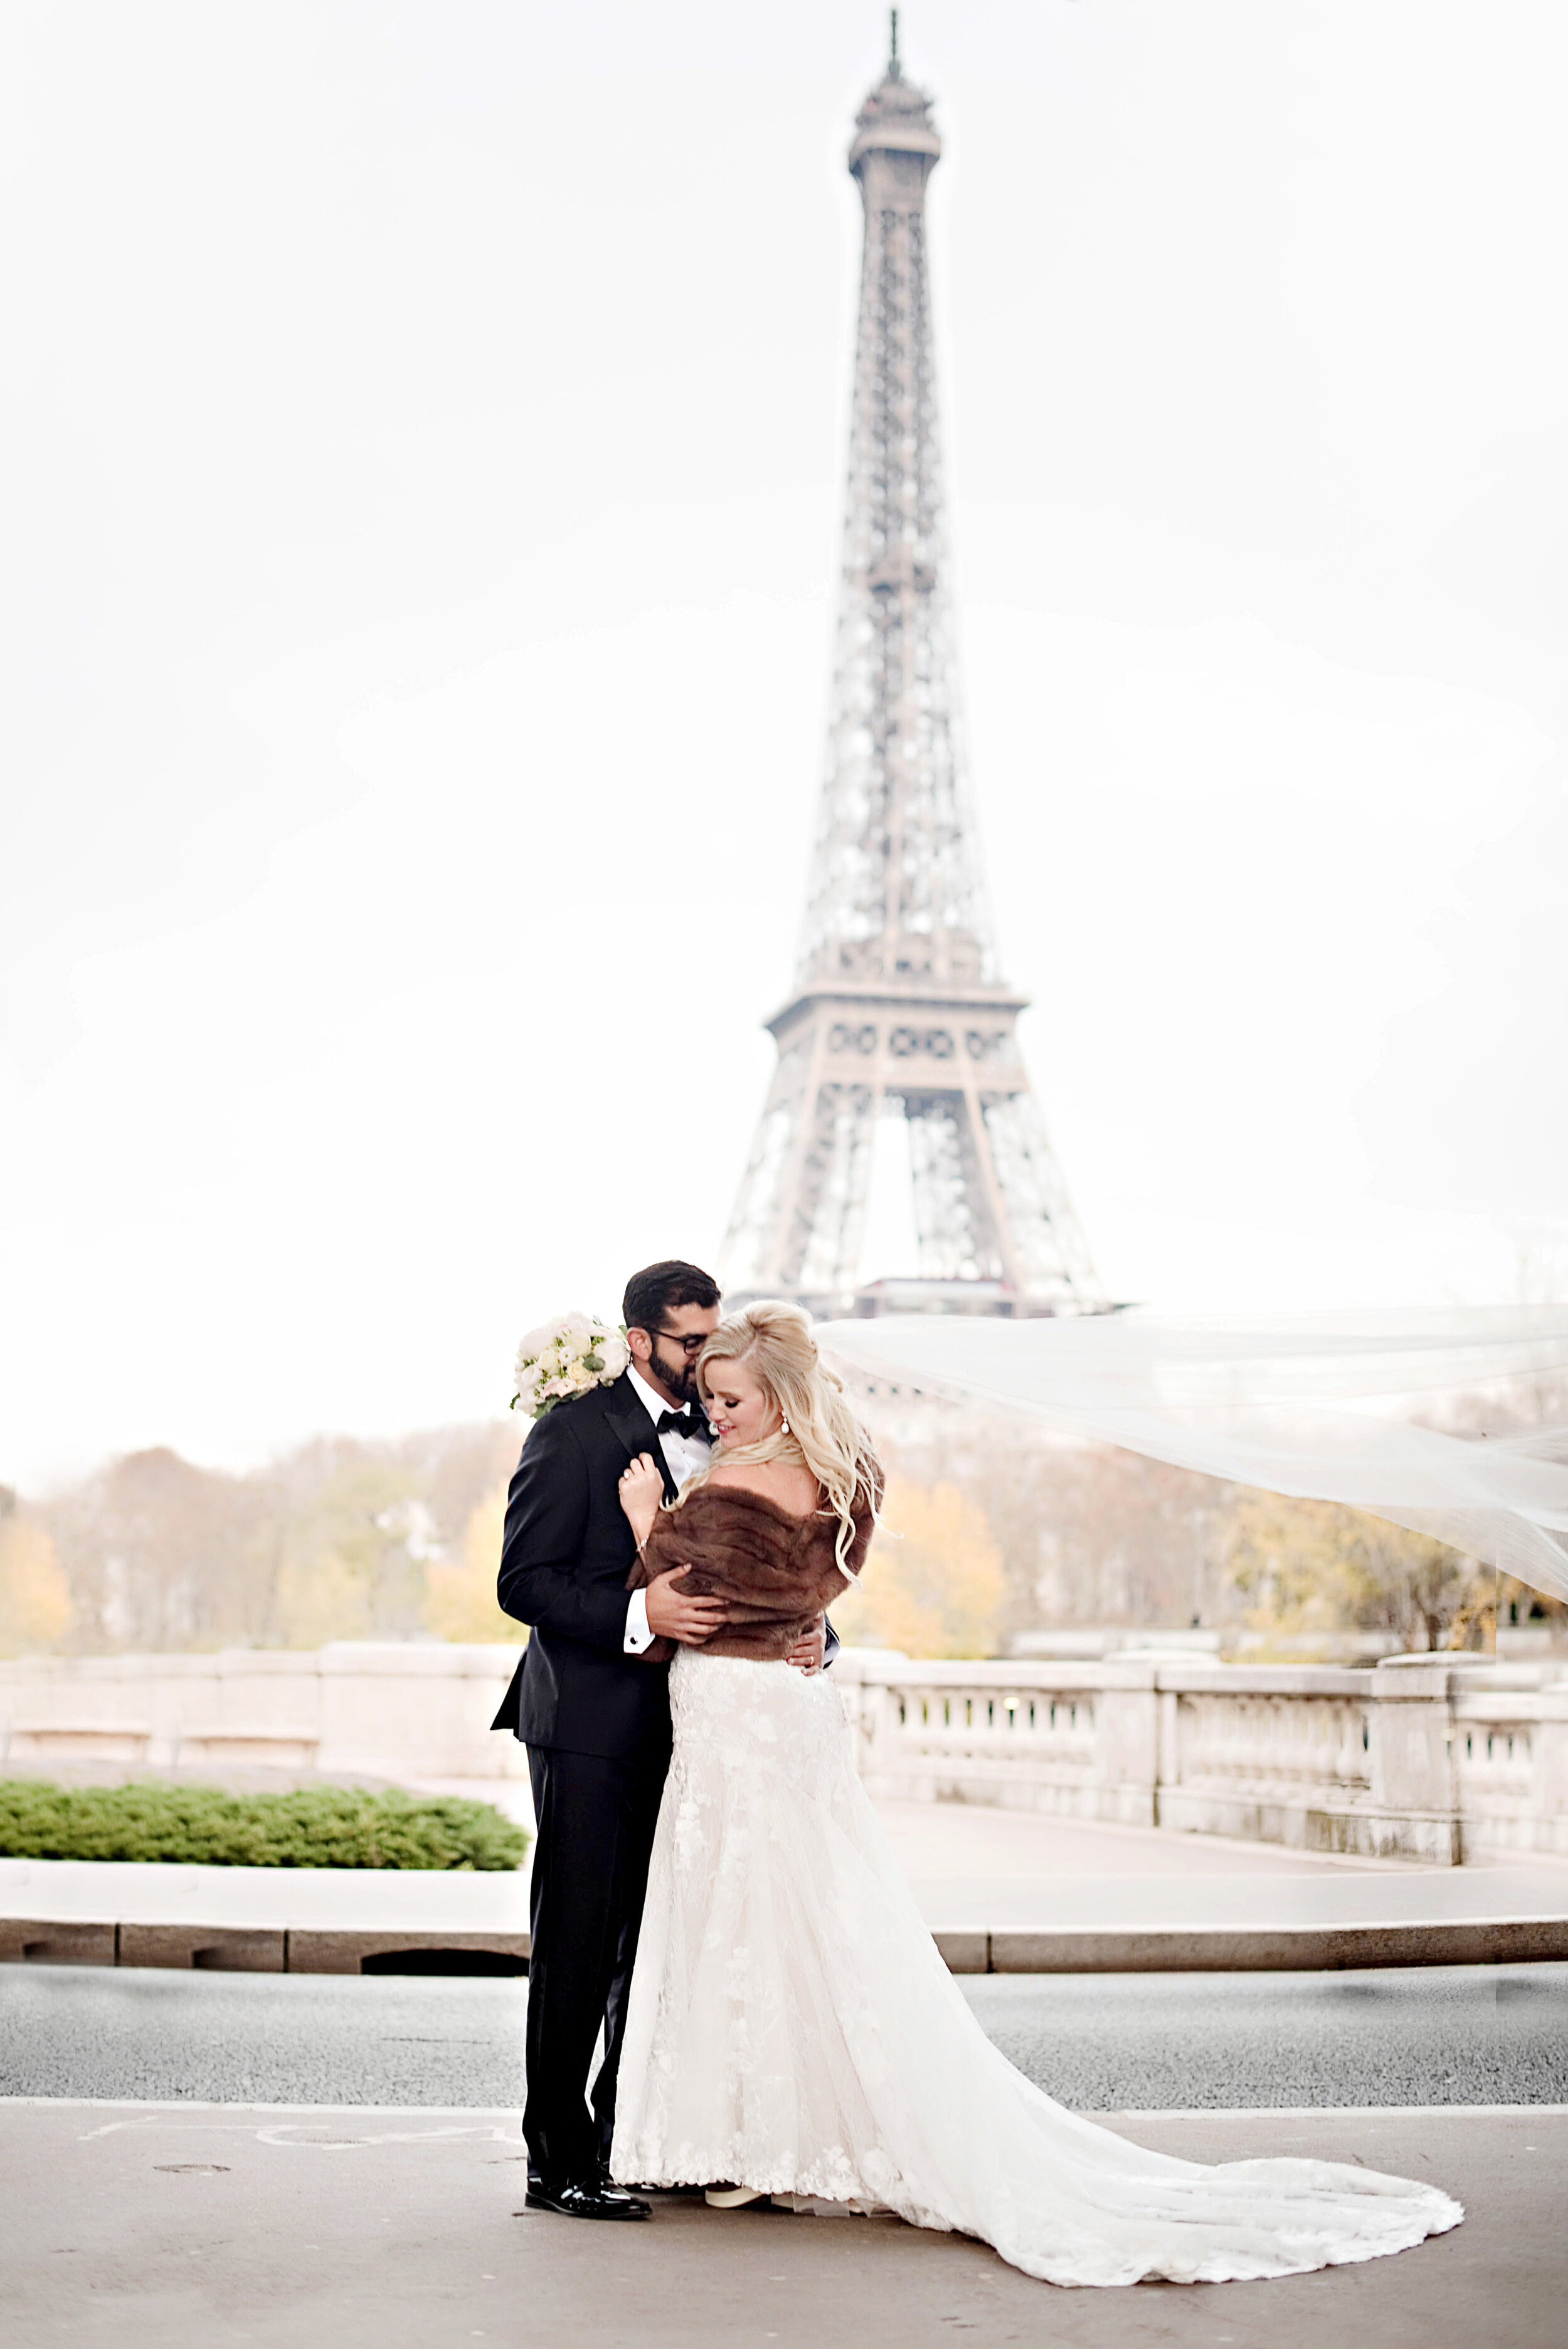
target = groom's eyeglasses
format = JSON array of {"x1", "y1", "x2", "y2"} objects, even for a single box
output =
[{"x1": 654, "y1": 1330, "x2": 710, "y2": 1357}]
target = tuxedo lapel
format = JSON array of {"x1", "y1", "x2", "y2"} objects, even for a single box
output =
[{"x1": 602, "y1": 1375, "x2": 681, "y2": 1503}]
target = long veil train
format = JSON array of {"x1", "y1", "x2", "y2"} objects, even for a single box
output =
[{"x1": 817, "y1": 1304, "x2": 1568, "y2": 1604}]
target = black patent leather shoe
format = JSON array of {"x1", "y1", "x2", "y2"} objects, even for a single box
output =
[
  {"x1": 531, "y1": 2164, "x2": 650, "y2": 2207},
  {"x1": 521, "y1": 2177, "x2": 651, "y2": 2221},
  {"x1": 591, "y1": 2167, "x2": 651, "y2": 2209}
]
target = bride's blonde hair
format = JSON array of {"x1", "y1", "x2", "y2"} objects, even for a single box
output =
[{"x1": 674, "y1": 1300, "x2": 881, "y2": 1575}]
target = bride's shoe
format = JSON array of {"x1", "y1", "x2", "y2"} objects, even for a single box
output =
[
  {"x1": 704, "y1": 2183, "x2": 768, "y2": 2209},
  {"x1": 776, "y1": 2193, "x2": 890, "y2": 2218}
]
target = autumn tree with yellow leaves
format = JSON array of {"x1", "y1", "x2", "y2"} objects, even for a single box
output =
[
  {"x1": 0, "y1": 1491, "x2": 72, "y2": 1653},
  {"x1": 1224, "y1": 1488, "x2": 1491, "y2": 1653},
  {"x1": 423, "y1": 1477, "x2": 521, "y2": 1645},
  {"x1": 832, "y1": 1477, "x2": 1007, "y2": 1658}
]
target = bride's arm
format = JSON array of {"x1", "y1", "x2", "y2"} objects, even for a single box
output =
[{"x1": 619, "y1": 1465, "x2": 729, "y2": 1646}]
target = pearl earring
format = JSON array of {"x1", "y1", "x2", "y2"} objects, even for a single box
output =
[{"x1": 780, "y1": 1415, "x2": 790, "y2": 1436}]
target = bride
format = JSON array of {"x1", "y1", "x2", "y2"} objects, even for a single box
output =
[{"x1": 607, "y1": 1299, "x2": 1462, "y2": 2290}]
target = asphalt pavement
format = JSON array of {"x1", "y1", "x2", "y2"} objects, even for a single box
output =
[
  {"x1": 3, "y1": 1959, "x2": 1565, "y2": 2110},
  {"x1": 2, "y1": 2098, "x2": 1561, "y2": 2349}
]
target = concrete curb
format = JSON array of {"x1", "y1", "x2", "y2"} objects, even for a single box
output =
[
  {"x1": 4, "y1": 1913, "x2": 1566, "y2": 1975},
  {"x1": 935, "y1": 1917, "x2": 1568, "y2": 1973},
  {"x1": 0, "y1": 1918, "x2": 531, "y2": 1973}
]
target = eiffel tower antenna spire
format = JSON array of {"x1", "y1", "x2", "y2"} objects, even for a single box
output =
[
  {"x1": 889, "y1": 9, "x2": 899, "y2": 70},
  {"x1": 720, "y1": 40, "x2": 1106, "y2": 1322}
]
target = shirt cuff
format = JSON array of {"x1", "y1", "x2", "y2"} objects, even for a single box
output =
[{"x1": 624, "y1": 1587, "x2": 654, "y2": 1655}]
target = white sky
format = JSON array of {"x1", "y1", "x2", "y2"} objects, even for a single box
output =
[{"x1": 2, "y1": 1, "x2": 1565, "y2": 1489}]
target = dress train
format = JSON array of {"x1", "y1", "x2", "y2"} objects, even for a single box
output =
[{"x1": 610, "y1": 1651, "x2": 1461, "y2": 2289}]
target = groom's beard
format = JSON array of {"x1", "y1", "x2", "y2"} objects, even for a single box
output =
[{"x1": 647, "y1": 1341, "x2": 700, "y2": 1407}]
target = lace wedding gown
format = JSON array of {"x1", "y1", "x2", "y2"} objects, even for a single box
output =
[{"x1": 610, "y1": 1650, "x2": 1461, "y2": 2289}]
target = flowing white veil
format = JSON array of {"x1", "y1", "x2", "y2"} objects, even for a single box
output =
[{"x1": 816, "y1": 1305, "x2": 1568, "y2": 1606}]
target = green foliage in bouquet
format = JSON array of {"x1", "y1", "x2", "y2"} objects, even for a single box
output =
[{"x1": 0, "y1": 1778, "x2": 528, "y2": 1870}]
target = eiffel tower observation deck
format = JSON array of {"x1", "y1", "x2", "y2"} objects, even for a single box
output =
[{"x1": 721, "y1": 20, "x2": 1106, "y2": 1322}]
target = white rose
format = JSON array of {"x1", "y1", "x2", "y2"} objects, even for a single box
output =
[{"x1": 512, "y1": 1311, "x2": 628, "y2": 1411}]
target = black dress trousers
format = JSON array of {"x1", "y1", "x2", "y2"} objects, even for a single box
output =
[{"x1": 523, "y1": 1742, "x2": 666, "y2": 2186}]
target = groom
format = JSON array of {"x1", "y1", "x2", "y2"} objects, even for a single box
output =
[{"x1": 492, "y1": 1259, "x2": 827, "y2": 2222}]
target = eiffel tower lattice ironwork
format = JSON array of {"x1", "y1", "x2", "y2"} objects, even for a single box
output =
[{"x1": 721, "y1": 28, "x2": 1106, "y2": 1320}]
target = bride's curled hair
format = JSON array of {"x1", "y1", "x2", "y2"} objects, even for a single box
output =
[{"x1": 683, "y1": 1300, "x2": 882, "y2": 1575}]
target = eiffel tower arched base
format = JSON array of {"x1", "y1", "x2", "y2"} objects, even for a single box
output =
[{"x1": 719, "y1": 984, "x2": 1106, "y2": 1319}]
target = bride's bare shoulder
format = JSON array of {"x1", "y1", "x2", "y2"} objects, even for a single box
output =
[
  {"x1": 702, "y1": 1459, "x2": 780, "y2": 1497},
  {"x1": 705, "y1": 1459, "x2": 820, "y2": 1515}
]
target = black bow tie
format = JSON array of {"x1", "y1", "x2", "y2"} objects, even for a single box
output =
[{"x1": 655, "y1": 1407, "x2": 709, "y2": 1441}]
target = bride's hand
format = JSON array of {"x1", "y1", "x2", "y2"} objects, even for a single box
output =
[
  {"x1": 617, "y1": 1453, "x2": 664, "y2": 1546},
  {"x1": 787, "y1": 1620, "x2": 827, "y2": 1675}
]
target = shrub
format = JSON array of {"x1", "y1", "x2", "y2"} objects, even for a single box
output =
[{"x1": 0, "y1": 1779, "x2": 528, "y2": 1870}]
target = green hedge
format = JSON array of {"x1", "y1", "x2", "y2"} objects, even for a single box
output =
[{"x1": 0, "y1": 1779, "x2": 529, "y2": 1871}]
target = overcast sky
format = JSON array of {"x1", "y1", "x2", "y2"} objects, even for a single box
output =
[{"x1": 3, "y1": 1, "x2": 1565, "y2": 1489}]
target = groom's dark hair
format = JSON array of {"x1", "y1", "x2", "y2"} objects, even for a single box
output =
[{"x1": 623, "y1": 1260, "x2": 721, "y2": 1335}]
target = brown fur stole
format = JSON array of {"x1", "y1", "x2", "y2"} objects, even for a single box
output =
[{"x1": 626, "y1": 1475, "x2": 878, "y2": 1663}]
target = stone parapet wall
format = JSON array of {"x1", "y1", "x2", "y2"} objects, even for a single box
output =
[
  {"x1": 3, "y1": 1644, "x2": 1565, "y2": 1863},
  {"x1": 0, "y1": 1643, "x2": 527, "y2": 1785}
]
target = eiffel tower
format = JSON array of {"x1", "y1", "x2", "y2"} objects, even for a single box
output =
[{"x1": 720, "y1": 20, "x2": 1106, "y2": 1322}]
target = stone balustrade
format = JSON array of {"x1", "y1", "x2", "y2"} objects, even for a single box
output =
[
  {"x1": 832, "y1": 1650, "x2": 1568, "y2": 1864},
  {"x1": 2, "y1": 1643, "x2": 1564, "y2": 1865}
]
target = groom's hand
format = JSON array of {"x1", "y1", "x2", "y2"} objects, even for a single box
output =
[{"x1": 645, "y1": 1565, "x2": 728, "y2": 1646}]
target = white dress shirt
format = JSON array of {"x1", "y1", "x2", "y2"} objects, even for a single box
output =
[{"x1": 623, "y1": 1362, "x2": 712, "y2": 1654}]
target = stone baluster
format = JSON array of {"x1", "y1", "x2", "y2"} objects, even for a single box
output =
[{"x1": 1369, "y1": 1656, "x2": 1459, "y2": 1864}]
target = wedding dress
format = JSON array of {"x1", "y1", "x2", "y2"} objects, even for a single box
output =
[{"x1": 610, "y1": 1648, "x2": 1461, "y2": 2289}]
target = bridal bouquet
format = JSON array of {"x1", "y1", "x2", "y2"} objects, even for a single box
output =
[{"x1": 511, "y1": 1312, "x2": 630, "y2": 1418}]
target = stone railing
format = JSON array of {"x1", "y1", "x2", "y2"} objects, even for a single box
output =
[
  {"x1": 3, "y1": 1643, "x2": 1565, "y2": 1865},
  {"x1": 832, "y1": 1650, "x2": 1568, "y2": 1864},
  {"x1": 0, "y1": 1644, "x2": 527, "y2": 1787}
]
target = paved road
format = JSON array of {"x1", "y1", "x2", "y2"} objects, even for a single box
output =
[
  {"x1": 3, "y1": 1959, "x2": 1565, "y2": 2109},
  {"x1": 2, "y1": 2099, "x2": 1561, "y2": 2349}
]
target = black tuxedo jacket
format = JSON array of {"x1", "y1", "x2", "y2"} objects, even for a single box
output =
[
  {"x1": 490, "y1": 1371, "x2": 840, "y2": 1763},
  {"x1": 491, "y1": 1373, "x2": 681, "y2": 1762}
]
